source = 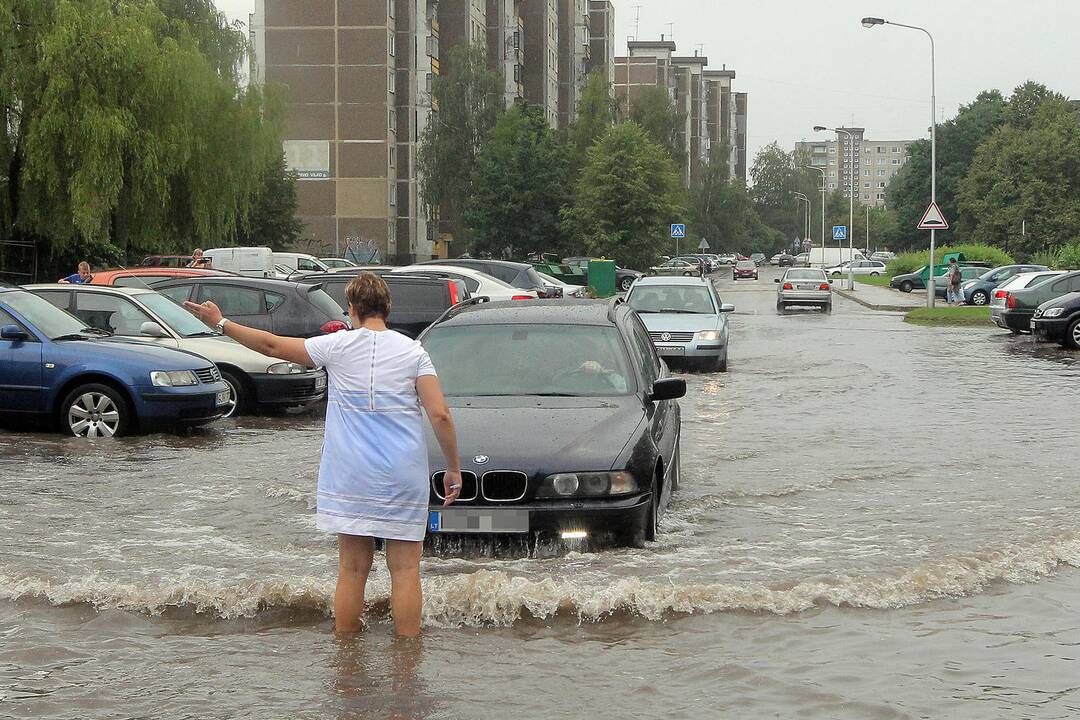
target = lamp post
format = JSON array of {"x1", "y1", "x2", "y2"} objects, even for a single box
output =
[
  {"x1": 794, "y1": 192, "x2": 810, "y2": 249},
  {"x1": 862, "y1": 16, "x2": 937, "y2": 307},
  {"x1": 814, "y1": 126, "x2": 855, "y2": 288},
  {"x1": 803, "y1": 165, "x2": 827, "y2": 262}
]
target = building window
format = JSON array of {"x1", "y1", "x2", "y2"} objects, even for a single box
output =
[
  {"x1": 388, "y1": 69, "x2": 395, "y2": 93},
  {"x1": 879, "y1": 182, "x2": 886, "y2": 188},
  {"x1": 892, "y1": 146, "x2": 901, "y2": 153},
  {"x1": 388, "y1": 108, "x2": 395, "y2": 131},
  {"x1": 863, "y1": 194, "x2": 870, "y2": 200},
  {"x1": 389, "y1": 145, "x2": 395, "y2": 168},
  {"x1": 863, "y1": 182, "x2": 871, "y2": 188},
  {"x1": 878, "y1": 169, "x2": 886, "y2": 176},
  {"x1": 877, "y1": 146, "x2": 885, "y2": 153},
  {"x1": 863, "y1": 169, "x2": 870, "y2": 176},
  {"x1": 389, "y1": 31, "x2": 395, "y2": 56},
  {"x1": 828, "y1": 147, "x2": 836, "y2": 154},
  {"x1": 388, "y1": 0, "x2": 394, "y2": 18},
  {"x1": 892, "y1": 158, "x2": 900, "y2": 165},
  {"x1": 877, "y1": 193, "x2": 885, "y2": 200},
  {"x1": 829, "y1": 182, "x2": 836, "y2": 189}
]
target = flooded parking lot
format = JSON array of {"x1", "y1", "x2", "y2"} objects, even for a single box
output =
[{"x1": 2, "y1": 269, "x2": 1079, "y2": 718}]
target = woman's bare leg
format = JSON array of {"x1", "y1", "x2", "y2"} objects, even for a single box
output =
[
  {"x1": 385, "y1": 539, "x2": 423, "y2": 637},
  {"x1": 335, "y1": 534, "x2": 374, "y2": 633}
]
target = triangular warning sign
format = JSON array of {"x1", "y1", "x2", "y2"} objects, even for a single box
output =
[{"x1": 917, "y1": 201, "x2": 949, "y2": 230}]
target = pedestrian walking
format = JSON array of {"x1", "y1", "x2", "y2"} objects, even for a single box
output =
[
  {"x1": 57, "y1": 261, "x2": 93, "y2": 284},
  {"x1": 184, "y1": 272, "x2": 461, "y2": 637},
  {"x1": 946, "y1": 257, "x2": 963, "y2": 305}
]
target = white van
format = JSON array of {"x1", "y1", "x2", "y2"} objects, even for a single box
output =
[
  {"x1": 809, "y1": 247, "x2": 865, "y2": 268},
  {"x1": 203, "y1": 247, "x2": 275, "y2": 278},
  {"x1": 272, "y1": 252, "x2": 330, "y2": 274}
]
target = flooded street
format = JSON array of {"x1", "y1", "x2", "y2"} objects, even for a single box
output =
[{"x1": 3, "y1": 268, "x2": 1079, "y2": 719}]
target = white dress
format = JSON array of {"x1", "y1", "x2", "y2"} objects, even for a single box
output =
[{"x1": 304, "y1": 328, "x2": 437, "y2": 541}]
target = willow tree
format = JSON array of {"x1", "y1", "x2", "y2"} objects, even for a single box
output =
[{"x1": 0, "y1": 0, "x2": 283, "y2": 273}]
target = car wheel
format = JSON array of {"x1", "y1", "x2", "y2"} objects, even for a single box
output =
[
  {"x1": 647, "y1": 270, "x2": 656, "y2": 276},
  {"x1": 899, "y1": 281, "x2": 913, "y2": 293},
  {"x1": 1067, "y1": 318, "x2": 1080, "y2": 350},
  {"x1": 823, "y1": 302, "x2": 833, "y2": 314},
  {"x1": 870, "y1": 272, "x2": 880, "y2": 277},
  {"x1": 618, "y1": 276, "x2": 634, "y2": 292},
  {"x1": 671, "y1": 440, "x2": 682, "y2": 491},
  {"x1": 60, "y1": 383, "x2": 130, "y2": 438},
  {"x1": 718, "y1": 349, "x2": 728, "y2": 373},
  {"x1": 776, "y1": 300, "x2": 785, "y2": 313},
  {"x1": 682, "y1": 271, "x2": 693, "y2": 277},
  {"x1": 971, "y1": 289, "x2": 990, "y2": 306},
  {"x1": 832, "y1": 272, "x2": 841, "y2": 277},
  {"x1": 218, "y1": 370, "x2": 247, "y2": 418}
]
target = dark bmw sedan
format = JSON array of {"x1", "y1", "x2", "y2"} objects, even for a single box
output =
[
  {"x1": 419, "y1": 298, "x2": 686, "y2": 547},
  {"x1": 1031, "y1": 292, "x2": 1080, "y2": 348}
]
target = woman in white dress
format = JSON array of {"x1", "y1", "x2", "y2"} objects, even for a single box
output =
[{"x1": 186, "y1": 273, "x2": 461, "y2": 636}]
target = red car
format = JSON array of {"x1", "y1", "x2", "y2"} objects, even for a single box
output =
[
  {"x1": 733, "y1": 260, "x2": 758, "y2": 280},
  {"x1": 89, "y1": 267, "x2": 234, "y2": 287}
]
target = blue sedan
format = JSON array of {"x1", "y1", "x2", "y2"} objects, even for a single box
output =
[{"x1": 0, "y1": 287, "x2": 230, "y2": 437}]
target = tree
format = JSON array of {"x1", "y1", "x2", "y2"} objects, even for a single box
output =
[
  {"x1": 0, "y1": 0, "x2": 282, "y2": 278},
  {"x1": 570, "y1": 71, "x2": 616, "y2": 160},
  {"x1": 689, "y1": 145, "x2": 770, "y2": 253},
  {"x1": 234, "y1": 152, "x2": 302, "y2": 250},
  {"x1": 749, "y1": 142, "x2": 806, "y2": 244},
  {"x1": 464, "y1": 105, "x2": 572, "y2": 258},
  {"x1": 416, "y1": 44, "x2": 503, "y2": 246},
  {"x1": 564, "y1": 123, "x2": 685, "y2": 270},
  {"x1": 625, "y1": 86, "x2": 684, "y2": 168}
]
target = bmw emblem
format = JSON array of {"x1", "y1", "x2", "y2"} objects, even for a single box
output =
[
  {"x1": 474, "y1": 454, "x2": 490, "y2": 465},
  {"x1": 660, "y1": 332, "x2": 671, "y2": 342}
]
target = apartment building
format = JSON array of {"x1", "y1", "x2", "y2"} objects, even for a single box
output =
[
  {"x1": 557, "y1": 0, "x2": 589, "y2": 128},
  {"x1": 251, "y1": 0, "x2": 436, "y2": 262},
  {"x1": 796, "y1": 130, "x2": 914, "y2": 206},
  {"x1": 734, "y1": 91, "x2": 747, "y2": 180},
  {"x1": 486, "y1": 0, "x2": 525, "y2": 107},
  {"x1": 671, "y1": 55, "x2": 708, "y2": 185},
  {"x1": 521, "y1": 0, "x2": 559, "y2": 126},
  {"x1": 702, "y1": 67, "x2": 739, "y2": 180},
  {"x1": 438, "y1": 0, "x2": 487, "y2": 73},
  {"x1": 585, "y1": 0, "x2": 614, "y2": 85}
]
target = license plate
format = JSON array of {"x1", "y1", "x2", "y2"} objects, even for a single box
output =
[
  {"x1": 215, "y1": 390, "x2": 230, "y2": 406},
  {"x1": 657, "y1": 347, "x2": 685, "y2": 356},
  {"x1": 797, "y1": 283, "x2": 817, "y2": 290},
  {"x1": 428, "y1": 509, "x2": 529, "y2": 533},
  {"x1": 315, "y1": 375, "x2": 327, "y2": 390}
]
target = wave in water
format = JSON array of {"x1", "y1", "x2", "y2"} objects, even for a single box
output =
[{"x1": 2, "y1": 533, "x2": 1079, "y2": 626}]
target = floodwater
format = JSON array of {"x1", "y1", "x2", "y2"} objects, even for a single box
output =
[{"x1": 3, "y1": 268, "x2": 1079, "y2": 719}]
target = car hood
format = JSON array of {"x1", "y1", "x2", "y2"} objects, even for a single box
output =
[
  {"x1": 636, "y1": 313, "x2": 719, "y2": 333},
  {"x1": 50, "y1": 337, "x2": 212, "y2": 370},
  {"x1": 425, "y1": 396, "x2": 645, "y2": 474},
  {"x1": 173, "y1": 335, "x2": 281, "y2": 372}
]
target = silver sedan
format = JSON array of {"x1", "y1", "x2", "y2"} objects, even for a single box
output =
[{"x1": 776, "y1": 268, "x2": 833, "y2": 313}]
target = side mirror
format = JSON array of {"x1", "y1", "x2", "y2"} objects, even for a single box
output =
[
  {"x1": 0, "y1": 324, "x2": 28, "y2": 341},
  {"x1": 649, "y1": 378, "x2": 686, "y2": 402},
  {"x1": 773, "y1": 278, "x2": 781, "y2": 283},
  {"x1": 139, "y1": 321, "x2": 169, "y2": 338},
  {"x1": 719, "y1": 303, "x2": 735, "y2": 313}
]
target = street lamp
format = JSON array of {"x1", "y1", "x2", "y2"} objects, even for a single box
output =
[
  {"x1": 794, "y1": 192, "x2": 810, "y2": 252},
  {"x1": 814, "y1": 126, "x2": 855, "y2": 289},
  {"x1": 803, "y1": 165, "x2": 827, "y2": 262},
  {"x1": 862, "y1": 16, "x2": 937, "y2": 307}
]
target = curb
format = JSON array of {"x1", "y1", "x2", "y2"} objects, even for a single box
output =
[{"x1": 833, "y1": 287, "x2": 919, "y2": 313}]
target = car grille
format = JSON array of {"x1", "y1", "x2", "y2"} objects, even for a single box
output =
[
  {"x1": 280, "y1": 379, "x2": 322, "y2": 401},
  {"x1": 195, "y1": 366, "x2": 221, "y2": 384},
  {"x1": 1033, "y1": 308, "x2": 1044, "y2": 319},
  {"x1": 432, "y1": 471, "x2": 478, "y2": 502},
  {"x1": 481, "y1": 471, "x2": 528, "y2": 502},
  {"x1": 649, "y1": 331, "x2": 694, "y2": 343}
]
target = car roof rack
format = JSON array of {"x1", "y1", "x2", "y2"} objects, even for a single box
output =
[
  {"x1": 606, "y1": 295, "x2": 624, "y2": 322},
  {"x1": 428, "y1": 295, "x2": 491, "y2": 328}
]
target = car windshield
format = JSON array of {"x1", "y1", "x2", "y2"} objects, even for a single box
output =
[
  {"x1": 736, "y1": 261, "x2": 755, "y2": 269},
  {"x1": 628, "y1": 285, "x2": 716, "y2": 314},
  {"x1": 2, "y1": 290, "x2": 91, "y2": 339},
  {"x1": 139, "y1": 292, "x2": 216, "y2": 337},
  {"x1": 423, "y1": 324, "x2": 633, "y2": 397},
  {"x1": 785, "y1": 269, "x2": 827, "y2": 281}
]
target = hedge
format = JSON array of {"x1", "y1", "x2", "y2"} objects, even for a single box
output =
[{"x1": 885, "y1": 244, "x2": 1015, "y2": 276}]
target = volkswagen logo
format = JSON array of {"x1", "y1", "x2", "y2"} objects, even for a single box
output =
[
  {"x1": 660, "y1": 332, "x2": 671, "y2": 342},
  {"x1": 473, "y1": 455, "x2": 490, "y2": 465}
]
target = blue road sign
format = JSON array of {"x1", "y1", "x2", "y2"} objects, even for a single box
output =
[
  {"x1": 671, "y1": 224, "x2": 686, "y2": 239},
  {"x1": 832, "y1": 225, "x2": 847, "y2": 241}
]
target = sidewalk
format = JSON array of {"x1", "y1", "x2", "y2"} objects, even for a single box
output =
[{"x1": 833, "y1": 281, "x2": 925, "y2": 312}]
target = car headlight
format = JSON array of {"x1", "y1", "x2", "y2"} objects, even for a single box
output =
[
  {"x1": 536, "y1": 471, "x2": 638, "y2": 498},
  {"x1": 267, "y1": 361, "x2": 306, "y2": 374},
  {"x1": 696, "y1": 330, "x2": 722, "y2": 341},
  {"x1": 150, "y1": 370, "x2": 198, "y2": 387},
  {"x1": 1042, "y1": 307, "x2": 1065, "y2": 318}
]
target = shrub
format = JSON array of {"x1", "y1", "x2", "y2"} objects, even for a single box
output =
[
  {"x1": 1029, "y1": 250, "x2": 1061, "y2": 269},
  {"x1": 886, "y1": 251, "x2": 929, "y2": 276},
  {"x1": 933, "y1": 244, "x2": 1014, "y2": 266},
  {"x1": 1057, "y1": 243, "x2": 1080, "y2": 270}
]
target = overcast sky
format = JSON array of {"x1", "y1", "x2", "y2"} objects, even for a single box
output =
[{"x1": 217, "y1": 0, "x2": 1079, "y2": 170}]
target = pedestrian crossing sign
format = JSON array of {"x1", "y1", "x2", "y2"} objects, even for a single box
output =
[
  {"x1": 832, "y1": 225, "x2": 847, "y2": 241},
  {"x1": 671, "y1": 224, "x2": 686, "y2": 239}
]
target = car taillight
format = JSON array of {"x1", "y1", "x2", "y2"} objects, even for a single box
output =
[
  {"x1": 994, "y1": 290, "x2": 1008, "y2": 299},
  {"x1": 320, "y1": 320, "x2": 348, "y2": 334},
  {"x1": 511, "y1": 294, "x2": 534, "y2": 301},
  {"x1": 1006, "y1": 293, "x2": 1016, "y2": 309},
  {"x1": 819, "y1": 283, "x2": 830, "y2": 290},
  {"x1": 447, "y1": 280, "x2": 459, "y2": 305},
  {"x1": 782, "y1": 282, "x2": 793, "y2": 290}
]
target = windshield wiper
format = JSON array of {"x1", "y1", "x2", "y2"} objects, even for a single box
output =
[
  {"x1": 53, "y1": 332, "x2": 98, "y2": 341},
  {"x1": 185, "y1": 331, "x2": 220, "y2": 337},
  {"x1": 81, "y1": 327, "x2": 111, "y2": 335},
  {"x1": 526, "y1": 392, "x2": 582, "y2": 397},
  {"x1": 658, "y1": 309, "x2": 700, "y2": 314}
]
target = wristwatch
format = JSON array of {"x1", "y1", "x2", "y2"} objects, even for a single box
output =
[{"x1": 214, "y1": 317, "x2": 229, "y2": 333}]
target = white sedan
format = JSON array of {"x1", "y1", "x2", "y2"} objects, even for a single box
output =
[
  {"x1": 824, "y1": 260, "x2": 887, "y2": 277},
  {"x1": 392, "y1": 264, "x2": 538, "y2": 302},
  {"x1": 535, "y1": 271, "x2": 586, "y2": 298}
]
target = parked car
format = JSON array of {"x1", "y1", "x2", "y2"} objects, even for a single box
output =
[
  {"x1": 716, "y1": 254, "x2": 738, "y2": 265},
  {"x1": 418, "y1": 297, "x2": 686, "y2": 547},
  {"x1": 698, "y1": 254, "x2": 722, "y2": 272},
  {"x1": 26, "y1": 284, "x2": 327, "y2": 417},
  {"x1": 140, "y1": 255, "x2": 193, "y2": 268},
  {"x1": 793, "y1": 253, "x2": 810, "y2": 267},
  {"x1": 562, "y1": 257, "x2": 645, "y2": 293},
  {"x1": 203, "y1": 247, "x2": 276, "y2": 278},
  {"x1": 273, "y1": 252, "x2": 331, "y2": 274},
  {"x1": 672, "y1": 256, "x2": 710, "y2": 276},
  {"x1": 0, "y1": 287, "x2": 229, "y2": 436},
  {"x1": 932, "y1": 266, "x2": 987, "y2": 298},
  {"x1": 776, "y1": 268, "x2": 832, "y2": 312},
  {"x1": 298, "y1": 271, "x2": 472, "y2": 338},
  {"x1": 990, "y1": 271, "x2": 1066, "y2": 330},
  {"x1": 392, "y1": 264, "x2": 537, "y2": 302},
  {"x1": 889, "y1": 263, "x2": 989, "y2": 293},
  {"x1": 1000, "y1": 271, "x2": 1080, "y2": 333},
  {"x1": 90, "y1": 267, "x2": 232, "y2": 288},
  {"x1": 825, "y1": 260, "x2": 888, "y2": 277},
  {"x1": 536, "y1": 271, "x2": 587, "y2": 299},
  {"x1": 732, "y1": 260, "x2": 758, "y2": 280},
  {"x1": 1032, "y1": 292, "x2": 1080, "y2": 348},
  {"x1": 150, "y1": 276, "x2": 348, "y2": 338},
  {"x1": 649, "y1": 259, "x2": 702, "y2": 277},
  {"x1": 749, "y1": 253, "x2": 767, "y2": 267},
  {"x1": 625, "y1": 276, "x2": 735, "y2": 372},
  {"x1": 870, "y1": 251, "x2": 895, "y2": 263},
  {"x1": 776, "y1": 253, "x2": 795, "y2": 267},
  {"x1": 320, "y1": 258, "x2": 358, "y2": 270},
  {"x1": 421, "y1": 258, "x2": 555, "y2": 297},
  {"x1": 959, "y1": 264, "x2": 1049, "y2": 306}
]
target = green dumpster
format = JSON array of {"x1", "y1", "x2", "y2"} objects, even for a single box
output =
[{"x1": 588, "y1": 259, "x2": 616, "y2": 298}]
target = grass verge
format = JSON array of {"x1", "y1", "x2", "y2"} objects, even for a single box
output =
[
  {"x1": 904, "y1": 306, "x2": 992, "y2": 327},
  {"x1": 853, "y1": 274, "x2": 893, "y2": 288}
]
